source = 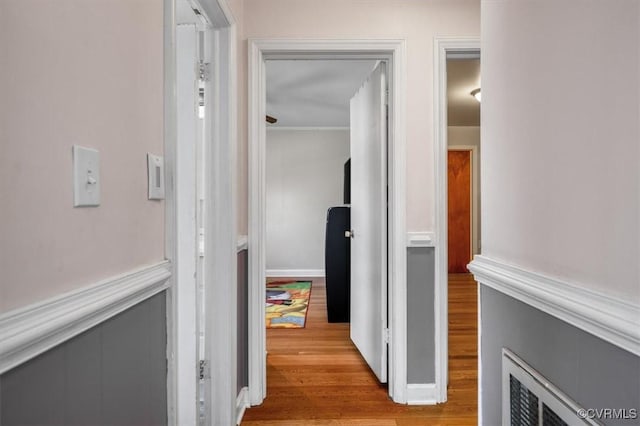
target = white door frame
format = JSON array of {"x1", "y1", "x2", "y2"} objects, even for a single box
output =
[
  {"x1": 433, "y1": 36, "x2": 480, "y2": 403},
  {"x1": 165, "y1": 0, "x2": 238, "y2": 424},
  {"x1": 248, "y1": 39, "x2": 408, "y2": 405}
]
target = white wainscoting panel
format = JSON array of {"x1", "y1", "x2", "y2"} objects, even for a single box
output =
[
  {"x1": 0, "y1": 261, "x2": 172, "y2": 374},
  {"x1": 406, "y1": 231, "x2": 435, "y2": 247},
  {"x1": 266, "y1": 269, "x2": 325, "y2": 278},
  {"x1": 469, "y1": 255, "x2": 640, "y2": 356}
]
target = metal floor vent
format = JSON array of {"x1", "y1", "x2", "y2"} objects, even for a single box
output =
[{"x1": 502, "y1": 348, "x2": 600, "y2": 426}]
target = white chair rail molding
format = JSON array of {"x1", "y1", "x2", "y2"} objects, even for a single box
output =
[
  {"x1": 468, "y1": 255, "x2": 640, "y2": 357},
  {"x1": 0, "y1": 261, "x2": 172, "y2": 374}
]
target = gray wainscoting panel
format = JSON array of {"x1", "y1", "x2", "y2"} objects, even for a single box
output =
[
  {"x1": 481, "y1": 285, "x2": 640, "y2": 426},
  {"x1": 0, "y1": 291, "x2": 168, "y2": 426},
  {"x1": 407, "y1": 246, "x2": 435, "y2": 384},
  {"x1": 1, "y1": 342, "x2": 66, "y2": 424},
  {"x1": 237, "y1": 249, "x2": 249, "y2": 392},
  {"x1": 65, "y1": 326, "x2": 101, "y2": 424}
]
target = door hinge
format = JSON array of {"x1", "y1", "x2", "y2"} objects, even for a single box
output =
[
  {"x1": 383, "y1": 328, "x2": 390, "y2": 344},
  {"x1": 199, "y1": 359, "x2": 209, "y2": 380},
  {"x1": 198, "y1": 61, "x2": 211, "y2": 82},
  {"x1": 198, "y1": 227, "x2": 205, "y2": 257}
]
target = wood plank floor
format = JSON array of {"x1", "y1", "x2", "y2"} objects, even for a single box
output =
[{"x1": 242, "y1": 274, "x2": 477, "y2": 425}]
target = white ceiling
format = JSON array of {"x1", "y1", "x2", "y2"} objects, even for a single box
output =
[
  {"x1": 266, "y1": 60, "x2": 378, "y2": 128},
  {"x1": 266, "y1": 58, "x2": 480, "y2": 128}
]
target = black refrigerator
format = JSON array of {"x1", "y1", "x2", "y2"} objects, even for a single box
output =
[
  {"x1": 324, "y1": 206, "x2": 350, "y2": 322},
  {"x1": 324, "y1": 159, "x2": 351, "y2": 323}
]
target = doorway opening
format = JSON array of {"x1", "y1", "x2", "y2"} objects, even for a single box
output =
[
  {"x1": 433, "y1": 37, "x2": 481, "y2": 404},
  {"x1": 446, "y1": 57, "x2": 481, "y2": 273},
  {"x1": 260, "y1": 58, "x2": 384, "y2": 406},
  {"x1": 247, "y1": 40, "x2": 408, "y2": 406}
]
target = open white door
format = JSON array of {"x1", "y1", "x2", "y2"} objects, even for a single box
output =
[{"x1": 349, "y1": 62, "x2": 388, "y2": 383}]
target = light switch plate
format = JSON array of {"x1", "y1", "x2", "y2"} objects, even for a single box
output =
[
  {"x1": 73, "y1": 145, "x2": 100, "y2": 207},
  {"x1": 147, "y1": 154, "x2": 165, "y2": 200}
]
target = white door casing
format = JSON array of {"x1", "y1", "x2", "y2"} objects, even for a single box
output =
[
  {"x1": 166, "y1": 0, "x2": 238, "y2": 424},
  {"x1": 248, "y1": 39, "x2": 407, "y2": 405},
  {"x1": 349, "y1": 62, "x2": 388, "y2": 383},
  {"x1": 433, "y1": 36, "x2": 480, "y2": 404}
]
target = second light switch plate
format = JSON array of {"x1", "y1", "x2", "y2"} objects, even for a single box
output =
[{"x1": 147, "y1": 154, "x2": 165, "y2": 200}]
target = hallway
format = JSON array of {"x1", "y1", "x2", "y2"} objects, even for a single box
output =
[{"x1": 242, "y1": 274, "x2": 477, "y2": 425}]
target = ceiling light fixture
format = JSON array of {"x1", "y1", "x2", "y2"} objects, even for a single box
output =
[{"x1": 471, "y1": 88, "x2": 481, "y2": 103}]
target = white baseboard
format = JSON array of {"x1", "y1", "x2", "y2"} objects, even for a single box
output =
[
  {"x1": 469, "y1": 255, "x2": 640, "y2": 357},
  {"x1": 0, "y1": 261, "x2": 172, "y2": 374},
  {"x1": 406, "y1": 383, "x2": 437, "y2": 405},
  {"x1": 235, "y1": 386, "x2": 250, "y2": 425},
  {"x1": 266, "y1": 269, "x2": 325, "y2": 278}
]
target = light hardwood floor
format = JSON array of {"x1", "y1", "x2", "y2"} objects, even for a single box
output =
[{"x1": 241, "y1": 274, "x2": 478, "y2": 425}]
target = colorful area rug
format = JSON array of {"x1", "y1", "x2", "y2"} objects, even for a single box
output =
[{"x1": 266, "y1": 280, "x2": 312, "y2": 329}]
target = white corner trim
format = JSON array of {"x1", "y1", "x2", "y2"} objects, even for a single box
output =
[
  {"x1": 477, "y1": 278, "x2": 483, "y2": 426},
  {"x1": 468, "y1": 255, "x2": 640, "y2": 357},
  {"x1": 266, "y1": 269, "x2": 325, "y2": 278},
  {"x1": 0, "y1": 261, "x2": 172, "y2": 374},
  {"x1": 407, "y1": 232, "x2": 435, "y2": 247},
  {"x1": 406, "y1": 383, "x2": 437, "y2": 405},
  {"x1": 237, "y1": 235, "x2": 248, "y2": 252},
  {"x1": 235, "y1": 386, "x2": 250, "y2": 425},
  {"x1": 164, "y1": 1, "x2": 178, "y2": 423}
]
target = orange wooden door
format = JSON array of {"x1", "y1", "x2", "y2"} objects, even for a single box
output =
[{"x1": 448, "y1": 150, "x2": 472, "y2": 273}]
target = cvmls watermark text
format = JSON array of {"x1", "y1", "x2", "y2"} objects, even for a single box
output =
[{"x1": 577, "y1": 408, "x2": 638, "y2": 420}]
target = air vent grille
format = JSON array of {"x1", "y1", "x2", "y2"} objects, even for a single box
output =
[
  {"x1": 502, "y1": 348, "x2": 599, "y2": 426},
  {"x1": 510, "y1": 374, "x2": 539, "y2": 425},
  {"x1": 543, "y1": 403, "x2": 569, "y2": 426}
]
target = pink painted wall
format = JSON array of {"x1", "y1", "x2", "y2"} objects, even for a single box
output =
[
  {"x1": 232, "y1": 0, "x2": 480, "y2": 233},
  {"x1": 0, "y1": 0, "x2": 165, "y2": 312},
  {"x1": 481, "y1": 0, "x2": 640, "y2": 301}
]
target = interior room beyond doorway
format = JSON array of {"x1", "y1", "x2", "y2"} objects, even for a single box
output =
[{"x1": 262, "y1": 58, "x2": 377, "y2": 350}]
